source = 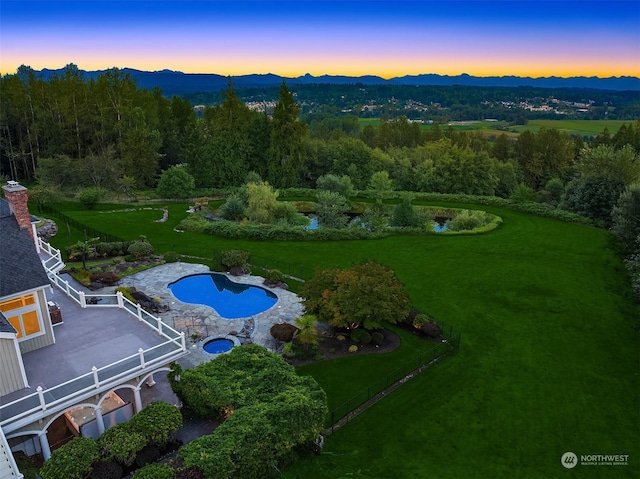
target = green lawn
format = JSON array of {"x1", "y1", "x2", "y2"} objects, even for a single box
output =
[
  {"x1": 44, "y1": 201, "x2": 639, "y2": 478},
  {"x1": 358, "y1": 118, "x2": 633, "y2": 139},
  {"x1": 510, "y1": 119, "x2": 632, "y2": 138}
]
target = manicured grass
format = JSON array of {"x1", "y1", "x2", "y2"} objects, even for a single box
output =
[
  {"x1": 43, "y1": 201, "x2": 639, "y2": 478},
  {"x1": 510, "y1": 119, "x2": 631, "y2": 137},
  {"x1": 296, "y1": 326, "x2": 450, "y2": 414},
  {"x1": 358, "y1": 118, "x2": 633, "y2": 139}
]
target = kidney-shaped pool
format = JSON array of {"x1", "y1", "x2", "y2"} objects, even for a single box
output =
[{"x1": 168, "y1": 273, "x2": 277, "y2": 319}]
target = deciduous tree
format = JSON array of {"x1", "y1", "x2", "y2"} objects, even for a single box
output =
[
  {"x1": 156, "y1": 165, "x2": 195, "y2": 199},
  {"x1": 612, "y1": 183, "x2": 640, "y2": 254},
  {"x1": 300, "y1": 262, "x2": 410, "y2": 330}
]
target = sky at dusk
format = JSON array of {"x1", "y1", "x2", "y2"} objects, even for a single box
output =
[{"x1": 1, "y1": 0, "x2": 639, "y2": 78}]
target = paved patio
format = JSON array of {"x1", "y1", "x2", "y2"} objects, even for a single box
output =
[{"x1": 116, "y1": 262, "x2": 305, "y2": 368}]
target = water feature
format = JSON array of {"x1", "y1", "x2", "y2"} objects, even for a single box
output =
[
  {"x1": 306, "y1": 216, "x2": 319, "y2": 230},
  {"x1": 203, "y1": 338, "x2": 235, "y2": 354},
  {"x1": 433, "y1": 216, "x2": 449, "y2": 232},
  {"x1": 168, "y1": 273, "x2": 277, "y2": 319}
]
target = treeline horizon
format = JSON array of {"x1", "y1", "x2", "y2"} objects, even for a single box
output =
[
  {"x1": 187, "y1": 82, "x2": 640, "y2": 124},
  {"x1": 1, "y1": 65, "x2": 639, "y2": 226}
]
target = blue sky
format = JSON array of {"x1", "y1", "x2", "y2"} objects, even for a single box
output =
[{"x1": 1, "y1": 1, "x2": 638, "y2": 77}]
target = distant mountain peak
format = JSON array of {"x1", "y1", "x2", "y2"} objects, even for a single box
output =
[{"x1": 27, "y1": 67, "x2": 640, "y2": 96}]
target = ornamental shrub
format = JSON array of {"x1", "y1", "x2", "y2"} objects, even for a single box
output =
[
  {"x1": 274, "y1": 201, "x2": 309, "y2": 226},
  {"x1": 445, "y1": 209, "x2": 492, "y2": 232},
  {"x1": 219, "y1": 249, "x2": 250, "y2": 271},
  {"x1": 97, "y1": 422, "x2": 146, "y2": 466},
  {"x1": 175, "y1": 213, "x2": 208, "y2": 232},
  {"x1": 348, "y1": 345, "x2": 358, "y2": 353},
  {"x1": 115, "y1": 286, "x2": 137, "y2": 303},
  {"x1": 95, "y1": 241, "x2": 132, "y2": 257},
  {"x1": 390, "y1": 195, "x2": 420, "y2": 227},
  {"x1": 371, "y1": 331, "x2": 384, "y2": 345},
  {"x1": 282, "y1": 341, "x2": 296, "y2": 358},
  {"x1": 163, "y1": 251, "x2": 180, "y2": 263},
  {"x1": 350, "y1": 329, "x2": 372, "y2": 344},
  {"x1": 88, "y1": 459, "x2": 122, "y2": 479},
  {"x1": 178, "y1": 354, "x2": 327, "y2": 479},
  {"x1": 128, "y1": 240, "x2": 154, "y2": 260},
  {"x1": 219, "y1": 194, "x2": 247, "y2": 221},
  {"x1": 265, "y1": 269, "x2": 285, "y2": 282},
  {"x1": 203, "y1": 220, "x2": 380, "y2": 241},
  {"x1": 132, "y1": 463, "x2": 176, "y2": 479},
  {"x1": 130, "y1": 401, "x2": 182, "y2": 446},
  {"x1": 412, "y1": 313, "x2": 433, "y2": 328},
  {"x1": 39, "y1": 437, "x2": 100, "y2": 479},
  {"x1": 156, "y1": 165, "x2": 195, "y2": 199},
  {"x1": 315, "y1": 190, "x2": 350, "y2": 229},
  {"x1": 76, "y1": 187, "x2": 108, "y2": 210}
]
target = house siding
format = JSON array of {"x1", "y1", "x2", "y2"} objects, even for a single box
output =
[{"x1": 0, "y1": 337, "x2": 26, "y2": 396}]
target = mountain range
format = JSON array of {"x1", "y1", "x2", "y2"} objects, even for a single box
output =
[{"x1": 34, "y1": 67, "x2": 640, "y2": 96}]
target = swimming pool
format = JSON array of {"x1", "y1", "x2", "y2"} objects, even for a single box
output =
[{"x1": 168, "y1": 273, "x2": 277, "y2": 319}]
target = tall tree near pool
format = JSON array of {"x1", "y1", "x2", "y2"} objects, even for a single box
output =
[
  {"x1": 268, "y1": 81, "x2": 307, "y2": 187},
  {"x1": 300, "y1": 261, "x2": 410, "y2": 330},
  {"x1": 198, "y1": 79, "x2": 253, "y2": 187}
]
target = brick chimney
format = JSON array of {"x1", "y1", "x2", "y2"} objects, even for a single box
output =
[{"x1": 2, "y1": 181, "x2": 35, "y2": 243}]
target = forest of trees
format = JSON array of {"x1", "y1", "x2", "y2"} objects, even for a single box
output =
[{"x1": 1, "y1": 64, "x2": 639, "y2": 222}]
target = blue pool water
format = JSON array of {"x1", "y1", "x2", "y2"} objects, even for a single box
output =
[
  {"x1": 168, "y1": 273, "x2": 277, "y2": 319},
  {"x1": 306, "y1": 216, "x2": 319, "y2": 230},
  {"x1": 203, "y1": 338, "x2": 234, "y2": 354}
]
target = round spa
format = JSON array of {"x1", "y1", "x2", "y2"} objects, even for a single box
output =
[{"x1": 201, "y1": 335, "x2": 241, "y2": 356}]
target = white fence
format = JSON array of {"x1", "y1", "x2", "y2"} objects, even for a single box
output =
[{"x1": 0, "y1": 240, "x2": 186, "y2": 432}]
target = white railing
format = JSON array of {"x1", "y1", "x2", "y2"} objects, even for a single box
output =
[
  {"x1": 43, "y1": 254, "x2": 185, "y2": 347},
  {"x1": 0, "y1": 340, "x2": 184, "y2": 430},
  {"x1": 0, "y1": 241, "x2": 187, "y2": 432},
  {"x1": 0, "y1": 427, "x2": 23, "y2": 479},
  {"x1": 38, "y1": 237, "x2": 64, "y2": 273}
]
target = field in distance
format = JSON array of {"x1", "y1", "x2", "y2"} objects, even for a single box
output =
[{"x1": 359, "y1": 118, "x2": 633, "y2": 138}]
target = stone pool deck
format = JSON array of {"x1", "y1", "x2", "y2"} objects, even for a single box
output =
[{"x1": 117, "y1": 262, "x2": 304, "y2": 368}]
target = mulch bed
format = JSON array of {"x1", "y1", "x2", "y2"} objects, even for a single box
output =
[{"x1": 288, "y1": 324, "x2": 439, "y2": 367}]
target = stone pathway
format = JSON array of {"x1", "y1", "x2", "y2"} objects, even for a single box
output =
[{"x1": 116, "y1": 262, "x2": 304, "y2": 368}]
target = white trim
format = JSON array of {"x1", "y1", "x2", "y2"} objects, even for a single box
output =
[
  {"x1": 0, "y1": 426, "x2": 24, "y2": 479},
  {"x1": 13, "y1": 333, "x2": 29, "y2": 389},
  {"x1": 40, "y1": 288, "x2": 55, "y2": 344},
  {"x1": 32, "y1": 223, "x2": 39, "y2": 252},
  {"x1": 2, "y1": 297, "x2": 46, "y2": 343},
  {"x1": 0, "y1": 285, "x2": 48, "y2": 304}
]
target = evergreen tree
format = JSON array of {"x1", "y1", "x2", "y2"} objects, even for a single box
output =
[{"x1": 268, "y1": 82, "x2": 306, "y2": 187}]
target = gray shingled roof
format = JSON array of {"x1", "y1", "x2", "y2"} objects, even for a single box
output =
[
  {"x1": 0, "y1": 311, "x2": 17, "y2": 334},
  {"x1": 0, "y1": 198, "x2": 50, "y2": 298}
]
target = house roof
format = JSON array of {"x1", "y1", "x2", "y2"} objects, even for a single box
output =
[
  {"x1": 0, "y1": 311, "x2": 16, "y2": 334},
  {"x1": 0, "y1": 198, "x2": 50, "y2": 299}
]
